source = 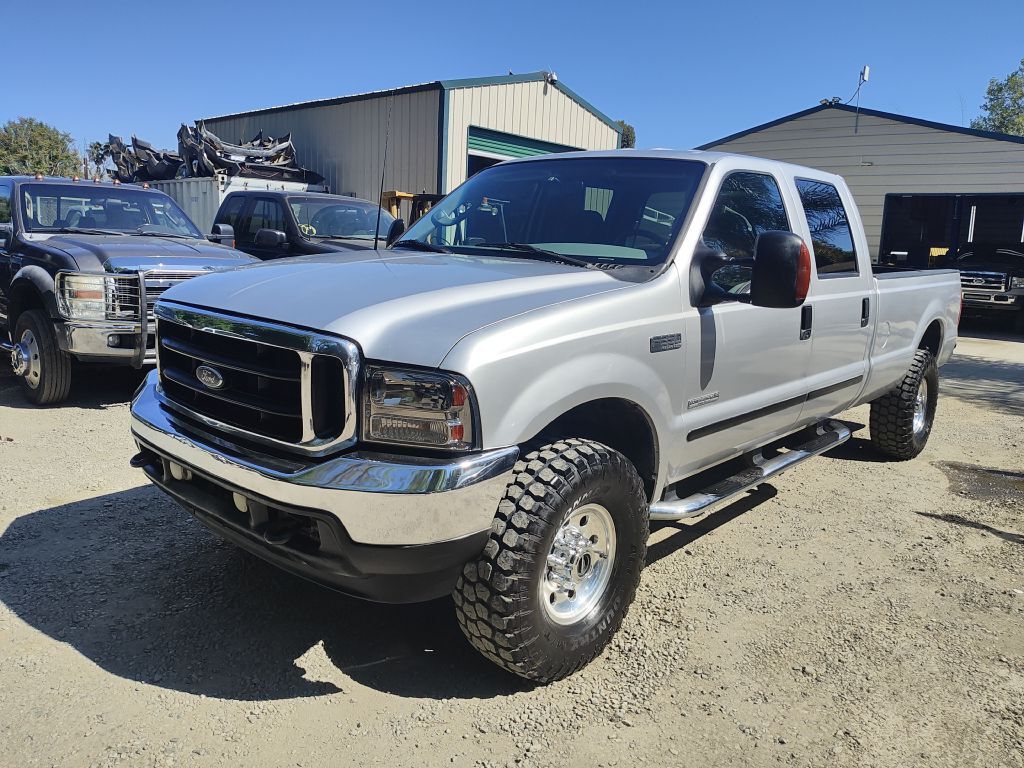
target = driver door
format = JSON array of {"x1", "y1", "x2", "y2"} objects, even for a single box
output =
[
  {"x1": 0, "y1": 181, "x2": 14, "y2": 325},
  {"x1": 679, "y1": 171, "x2": 813, "y2": 472}
]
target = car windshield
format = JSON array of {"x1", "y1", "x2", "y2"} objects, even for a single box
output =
[
  {"x1": 289, "y1": 196, "x2": 395, "y2": 240},
  {"x1": 398, "y1": 157, "x2": 706, "y2": 266},
  {"x1": 19, "y1": 183, "x2": 202, "y2": 238}
]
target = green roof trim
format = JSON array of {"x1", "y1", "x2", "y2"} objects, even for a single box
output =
[
  {"x1": 696, "y1": 103, "x2": 1024, "y2": 149},
  {"x1": 467, "y1": 126, "x2": 578, "y2": 158}
]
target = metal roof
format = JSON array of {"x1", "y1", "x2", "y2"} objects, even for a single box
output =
[
  {"x1": 696, "y1": 103, "x2": 1024, "y2": 149},
  {"x1": 201, "y1": 72, "x2": 621, "y2": 134}
]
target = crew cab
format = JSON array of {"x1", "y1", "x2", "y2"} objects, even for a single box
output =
[
  {"x1": 0, "y1": 176, "x2": 255, "y2": 404},
  {"x1": 212, "y1": 190, "x2": 405, "y2": 260},
  {"x1": 129, "y1": 150, "x2": 960, "y2": 682}
]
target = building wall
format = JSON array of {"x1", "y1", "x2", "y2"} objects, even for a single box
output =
[
  {"x1": 203, "y1": 88, "x2": 440, "y2": 206},
  {"x1": 442, "y1": 80, "x2": 620, "y2": 192},
  {"x1": 703, "y1": 107, "x2": 1024, "y2": 255}
]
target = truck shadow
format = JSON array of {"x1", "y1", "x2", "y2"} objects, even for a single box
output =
[
  {"x1": 940, "y1": 355, "x2": 1024, "y2": 418},
  {"x1": 0, "y1": 486, "x2": 527, "y2": 702},
  {"x1": 0, "y1": 364, "x2": 146, "y2": 410}
]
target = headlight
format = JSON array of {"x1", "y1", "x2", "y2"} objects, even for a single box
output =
[
  {"x1": 56, "y1": 273, "x2": 110, "y2": 321},
  {"x1": 363, "y1": 366, "x2": 476, "y2": 450},
  {"x1": 1011, "y1": 276, "x2": 1024, "y2": 289}
]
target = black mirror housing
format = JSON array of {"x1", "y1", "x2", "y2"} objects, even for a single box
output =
[
  {"x1": 385, "y1": 218, "x2": 406, "y2": 247},
  {"x1": 749, "y1": 231, "x2": 811, "y2": 309},
  {"x1": 209, "y1": 223, "x2": 234, "y2": 243},
  {"x1": 255, "y1": 228, "x2": 288, "y2": 248},
  {"x1": 0, "y1": 225, "x2": 12, "y2": 249}
]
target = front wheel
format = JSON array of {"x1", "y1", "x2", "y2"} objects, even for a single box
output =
[
  {"x1": 454, "y1": 439, "x2": 648, "y2": 683},
  {"x1": 869, "y1": 348, "x2": 938, "y2": 460},
  {"x1": 11, "y1": 309, "x2": 72, "y2": 405}
]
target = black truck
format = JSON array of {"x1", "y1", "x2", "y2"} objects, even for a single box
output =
[
  {"x1": 212, "y1": 190, "x2": 405, "y2": 260},
  {"x1": 1, "y1": 176, "x2": 255, "y2": 404}
]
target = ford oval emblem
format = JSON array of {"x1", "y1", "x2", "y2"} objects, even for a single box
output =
[{"x1": 195, "y1": 364, "x2": 225, "y2": 390}]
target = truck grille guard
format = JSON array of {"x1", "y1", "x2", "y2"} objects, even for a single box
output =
[{"x1": 153, "y1": 302, "x2": 360, "y2": 458}]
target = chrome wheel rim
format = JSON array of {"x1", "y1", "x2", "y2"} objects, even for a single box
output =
[
  {"x1": 913, "y1": 378, "x2": 929, "y2": 435},
  {"x1": 540, "y1": 502, "x2": 616, "y2": 626},
  {"x1": 12, "y1": 330, "x2": 41, "y2": 389}
]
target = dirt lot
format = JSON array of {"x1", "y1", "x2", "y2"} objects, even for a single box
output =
[{"x1": 1, "y1": 325, "x2": 1022, "y2": 768}]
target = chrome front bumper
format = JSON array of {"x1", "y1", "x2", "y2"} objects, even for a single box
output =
[
  {"x1": 55, "y1": 319, "x2": 155, "y2": 366},
  {"x1": 129, "y1": 371, "x2": 518, "y2": 546}
]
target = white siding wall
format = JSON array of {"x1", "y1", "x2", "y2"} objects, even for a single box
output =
[
  {"x1": 704, "y1": 108, "x2": 1024, "y2": 255},
  {"x1": 443, "y1": 81, "x2": 620, "y2": 192},
  {"x1": 203, "y1": 88, "x2": 440, "y2": 208}
]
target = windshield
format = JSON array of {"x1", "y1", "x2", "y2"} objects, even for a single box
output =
[
  {"x1": 289, "y1": 196, "x2": 395, "y2": 240},
  {"x1": 398, "y1": 157, "x2": 706, "y2": 266},
  {"x1": 19, "y1": 183, "x2": 202, "y2": 238}
]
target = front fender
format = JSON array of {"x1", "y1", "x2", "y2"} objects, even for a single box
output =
[{"x1": 10, "y1": 265, "x2": 60, "y2": 322}]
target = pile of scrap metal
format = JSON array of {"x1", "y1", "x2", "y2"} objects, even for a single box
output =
[
  {"x1": 106, "y1": 122, "x2": 324, "y2": 185},
  {"x1": 177, "y1": 122, "x2": 323, "y2": 184}
]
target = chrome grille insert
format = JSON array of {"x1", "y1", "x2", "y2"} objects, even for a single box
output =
[
  {"x1": 959, "y1": 270, "x2": 1007, "y2": 292},
  {"x1": 154, "y1": 302, "x2": 359, "y2": 457}
]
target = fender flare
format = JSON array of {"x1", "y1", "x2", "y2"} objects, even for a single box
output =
[{"x1": 9, "y1": 265, "x2": 60, "y2": 324}]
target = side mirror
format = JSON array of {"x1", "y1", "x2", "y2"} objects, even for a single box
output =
[
  {"x1": 0, "y1": 225, "x2": 12, "y2": 250},
  {"x1": 385, "y1": 218, "x2": 406, "y2": 247},
  {"x1": 255, "y1": 228, "x2": 288, "y2": 248},
  {"x1": 749, "y1": 231, "x2": 811, "y2": 309},
  {"x1": 689, "y1": 245, "x2": 752, "y2": 307},
  {"x1": 208, "y1": 223, "x2": 234, "y2": 244}
]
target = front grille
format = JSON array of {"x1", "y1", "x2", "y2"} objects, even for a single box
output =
[
  {"x1": 107, "y1": 271, "x2": 204, "y2": 322},
  {"x1": 959, "y1": 270, "x2": 1007, "y2": 292},
  {"x1": 155, "y1": 303, "x2": 358, "y2": 456}
]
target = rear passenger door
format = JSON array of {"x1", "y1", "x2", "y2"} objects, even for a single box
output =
[
  {"x1": 0, "y1": 181, "x2": 14, "y2": 324},
  {"x1": 793, "y1": 178, "x2": 873, "y2": 421}
]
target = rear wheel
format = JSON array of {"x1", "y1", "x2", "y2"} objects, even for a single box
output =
[
  {"x1": 869, "y1": 348, "x2": 938, "y2": 460},
  {"x1": 453, "y1": 439, "x2": 648, "y2": 683},
  {"x1": 11, "y1": 310, "x2": 72, "y2": 405}
]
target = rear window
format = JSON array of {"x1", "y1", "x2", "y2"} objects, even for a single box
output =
[{"x1": 796, "y1": 179, "x2": 858, "y2": 275}]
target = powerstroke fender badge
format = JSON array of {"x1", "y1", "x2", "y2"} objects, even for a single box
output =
[{"x1": 687, "y1": 391, "x2": 720, "y2": 410}]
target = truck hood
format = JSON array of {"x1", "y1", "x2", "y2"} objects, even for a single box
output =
[
  {"x1": 161, "y1": 249, "x2": 630, "y2": 367},
  {"x1": 38, "y1": 233, "x2": 254, "y2": 273}
]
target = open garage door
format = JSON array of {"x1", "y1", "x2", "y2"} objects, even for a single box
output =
[{"x1": 466, "y1": 127, "x2": 577, "y2": 177}]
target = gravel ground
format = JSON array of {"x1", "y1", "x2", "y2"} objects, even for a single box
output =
[{"x1": 1, "y1": 323, "x2": 1022, "y2": 768}]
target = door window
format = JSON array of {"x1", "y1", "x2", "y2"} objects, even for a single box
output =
[
  {"x1": 216, "y1": 195, "x2": 247, "y2": 230},
  {"x1": 796, "y1": 179, "x2": 858, "y2": 275},
  {"x1": 0, "y1": 183, "x2": 11, "y2": 225},
  {"x1": 701, "y1": 171, "x2": 790, "y2": 293},
  {"x1": 241, "y1": 198, "x2": 286, "y2": 244}
]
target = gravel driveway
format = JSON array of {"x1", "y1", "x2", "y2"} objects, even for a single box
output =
[{"x1": 1, "y1": 325, "x2": 1021, "y2": 768}]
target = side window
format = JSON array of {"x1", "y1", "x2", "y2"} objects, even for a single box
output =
[
  {"x1": 796, "y1": 179, "x2": 858, "y2": 275},
  {"x1": 701, "y1": 172, "x2": 790, "y2": 293},
  {"x1": 0, "y1": 183, "x2": 12, "y2": 225},
  {"x1": 216, "y1": 195, "x2": 247, "y2": 230},
  {"x1": 242, "y1": 198, "x2": 286, "y2": 242},
  {"x1": 702, "y1": 172, "x2": 789, "y2": 259}
]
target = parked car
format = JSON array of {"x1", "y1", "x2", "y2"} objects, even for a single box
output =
[
  {"x1": 943, "y1": 246, "x2": 1024, "y2": 332},
  {"x1": 212, "y1": 190, "x2": 405, "y2": 260},
  {"x1": 129, "y1": 150, "x2": 960, "y2": 682},
  {"x1": 0, "y1": 176, "x2": 255, "y2": 404}
]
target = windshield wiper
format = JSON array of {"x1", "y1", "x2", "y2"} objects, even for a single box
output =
[
  {"x1": 133, "y1": 229, "x2": 192, "y2": 239},
  {"x1": 36, "y1": 226, "x2": 126, "y2": 236},
  {"x1": 477, "y1": 243, "x2": 593, "y2": 269},
  {"x1": 392, "y1": 239, "x2": 452, "y2": 253}
]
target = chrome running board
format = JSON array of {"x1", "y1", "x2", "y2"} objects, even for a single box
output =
[{"x1": 649, "y1": 419, "x2": 851, "y2": 521}]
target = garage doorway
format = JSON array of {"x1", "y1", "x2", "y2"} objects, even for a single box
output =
[{"x1": 466, "y1": 127, "x2": 577, "y2": 178}]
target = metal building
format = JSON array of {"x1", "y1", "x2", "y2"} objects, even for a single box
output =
[
  {"x1": 201, "y1": 72, "x2": 621, "y2": 216},
  {"x1": 698, "y1": 104, "x2": 1024, "y2": 266}
]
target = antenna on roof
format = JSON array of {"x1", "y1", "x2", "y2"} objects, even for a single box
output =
[
  {"x1": 373, "y1": 98, "x2": 393, "y2": 251},
  {"x1": 846, "y1": 65, "x2": 871, "y2": 133}
]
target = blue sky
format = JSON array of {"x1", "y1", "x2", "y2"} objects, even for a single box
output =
[{"x1": 4, "y1": 0, "x2": 1023, "y2": 155}]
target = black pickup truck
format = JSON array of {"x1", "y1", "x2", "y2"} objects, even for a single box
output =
[
  {"x1": 1, "y1": 176, "x2": 255, "y2": 404},
  {"x1": 942, "y1": 245, "x2": 1024, "y2": 333},
  {"x1": 212, "y1": 190, "x2": 405, "y2": 260}
]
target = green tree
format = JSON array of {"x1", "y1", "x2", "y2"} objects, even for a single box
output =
[
  {"x1": 87, "y1": 140, "x2": 109, "y2": 179},
  {"x1": 0, "y1": 117, "x2": 80, "y2": 176},
  {"x1": 970, "y1": 58, "x2": 1024, "y2": 136},
  {"x1": 616, "y1": 120, "x2": 636, "y2": 149}
]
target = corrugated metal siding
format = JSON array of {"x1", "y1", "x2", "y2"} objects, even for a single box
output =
[
  {"x1": 702, "y1": 108, "x2": 1024, "y2": 255},
  {"x1": 203, "y1": 88, "x2": 440, "y2": 211},
  {"x1": 443, "y1": 81, "x2": 619, "y2": 192}
]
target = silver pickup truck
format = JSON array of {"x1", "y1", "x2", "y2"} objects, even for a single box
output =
[{"x1": 129, "y1": 150, "x2": 960, "y2": 682}]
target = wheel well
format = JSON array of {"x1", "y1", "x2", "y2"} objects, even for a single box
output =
[
  {"x1": 527, "y1": 398, "x2": 659, "y2": 502},
  {"x1": 8, "y1": 281, "x2": 47, "y2": 332},
  {"x1": 919, "y1": 319, "x2": 943, "y2": 357}
]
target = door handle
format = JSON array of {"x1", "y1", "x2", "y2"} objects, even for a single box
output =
[
  {"x1": 861, "y1": 297, "x2": 870, "y2": 327},
  {"x1": 800, "y1": 304, "x2": 813, "y2": 341}
]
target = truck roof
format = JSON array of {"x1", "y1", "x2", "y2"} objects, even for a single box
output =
[
  {"x1": 1, "y1": 174, "x2": 152, "y2": 191},
  {"x1": 503, "y1": 148, "x2": 846, "y2": 186},
  {"x1": 223, "y1": 189, "x2": 379, "y2": 204}
]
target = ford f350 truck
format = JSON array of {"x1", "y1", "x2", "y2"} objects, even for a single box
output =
[{"x1": 129, "y1": 150, "x2": 960, "y2": 682}]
